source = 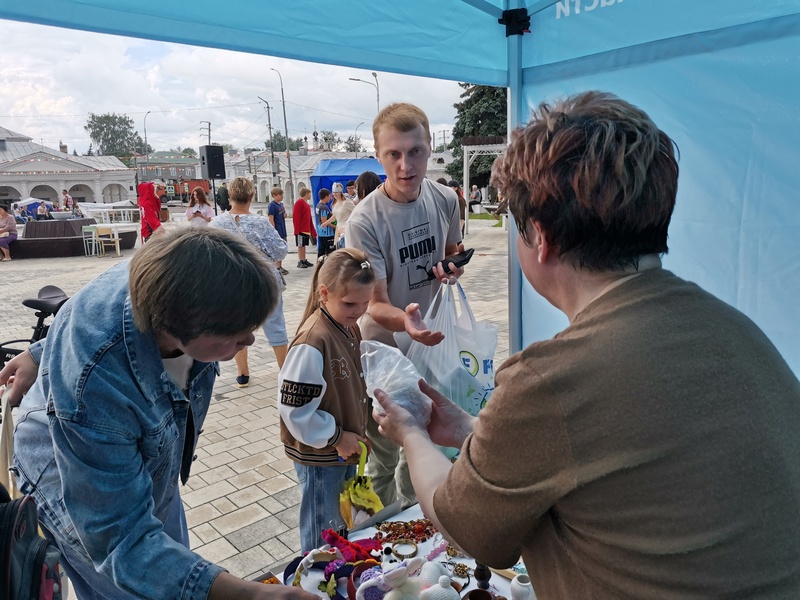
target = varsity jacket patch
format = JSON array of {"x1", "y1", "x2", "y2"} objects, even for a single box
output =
[
  {"x1": 280, "y1": 380, "x2": 323, "y2": 406},
  {"x1": 330, "y1": 357, "x2": 351, "y2": 380}
]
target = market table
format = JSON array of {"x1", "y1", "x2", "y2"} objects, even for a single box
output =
[
  {"x1": 278, "y1": 504, "x2": 531, "y2": 600},
  {"x1": 22, "y1": 217, "x2": 96, "y2": 239}
]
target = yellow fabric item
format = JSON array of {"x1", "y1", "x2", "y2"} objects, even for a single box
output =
[{"x1": 340, "y1": 441, "x2": 383, "y2": 529}]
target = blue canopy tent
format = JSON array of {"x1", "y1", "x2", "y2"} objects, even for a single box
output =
[
  {"x1": 309, "y1": 158, "x2": 386, "y2": 215},
  {"x1": 3, "y1": 1, "x2": 797, "y2": 374}
]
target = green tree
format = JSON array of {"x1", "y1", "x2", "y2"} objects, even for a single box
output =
[
  {"x1": 133, "y1": 133, "x2": 153, "y2": 156},
  {"x1": 181, "y1": 147, "x2": 198, "y2": 158},
  {"x1": 84, "y1": 143, "x2": 94, "y2": 156},
  {"x1": 320, "y1": 129, "x2": 341, "y2": 151},
  {"x1": 223, "y1": 144, "x2": 239, "y2": 155},
  {"x1": 267, "y1": 131, "x2": 303, "y2": 152},
  {"x1": 344, "y1": 134, "x2": 364, "y2": 153},
  {"x1": 84, "y1": 112, "x2": 141, "y2": 159},
  {"x1": 445, "y1": 83, "x2": 507, "y2": 188}
]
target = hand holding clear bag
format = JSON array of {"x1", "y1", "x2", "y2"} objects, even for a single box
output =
[{"x1": 360, "y1": 340, "x2": 432, "y2": 427}]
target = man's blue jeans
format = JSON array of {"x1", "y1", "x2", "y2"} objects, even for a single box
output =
[{"x1": 294, "y1": 462, "x2": 355, "y2": 552}]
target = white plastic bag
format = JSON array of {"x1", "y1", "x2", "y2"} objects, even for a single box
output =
[
  {"x1": 361, "y1": 340, "x2": 432, "y2": 427},
  {"x1": 404, "y1": 281, "x2": 498, "y2": 422}
]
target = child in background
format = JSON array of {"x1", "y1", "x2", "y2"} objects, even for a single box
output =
[
  {"x1": 268, "y1": 187, "x2": 288, "y2": 275},
  {"x1": 316, "y1": 188, "x2": 336, "y2": 257},
  {"x1": 278, "y1": 248, "x2": 376, "y2": 552},
  {"x1": 293, "y1": 187, "x2": 316, "y2": 268}
]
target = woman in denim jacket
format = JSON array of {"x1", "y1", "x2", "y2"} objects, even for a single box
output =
[{"x1": 5, "y1": 228, "x2": 316, "y2": 600}]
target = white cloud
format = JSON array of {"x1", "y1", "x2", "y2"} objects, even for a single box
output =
[{"x1": 0, "y1": 20, "x2": 465, "y2": 155}]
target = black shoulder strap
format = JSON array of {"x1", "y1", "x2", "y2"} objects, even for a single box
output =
[{"x1": 0, "y1": 481, "x2": 11, "y2": 504}]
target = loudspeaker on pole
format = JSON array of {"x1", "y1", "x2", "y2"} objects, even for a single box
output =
[{"x1": 199, "y1": 145, "x2": 226, "y2": 180}]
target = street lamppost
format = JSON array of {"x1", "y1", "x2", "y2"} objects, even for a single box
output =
[
  {"x1": 349, "y1": 72, "x2": 380, "y2": 113},
  {"x1": 270, "y1": 67, "x2": 294, "y2": 203},
  {"x1": 354, "y1": 122, "x2": 364, "y2": 158},
  {"x1": 143, "y1": 110, "x2": 151, "y2": 179}
]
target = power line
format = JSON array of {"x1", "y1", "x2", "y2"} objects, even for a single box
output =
[{"x1": 0, "y1": 102, "x2": 260, "y2": 119}]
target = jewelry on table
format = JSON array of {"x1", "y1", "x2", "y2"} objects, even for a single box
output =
[
  {"x1": 391, "y1": 539, "x2": 419, "y2": 560},
  {"x1": 443, "y1": 560, "x2": 471, "y2": 588},
  {"x1": 425, "y1": 535, "x2": 449, "y2": 560},
  {"x1": 374, "y1": 518, "x2": 437, "y2": 543},
  {"x1": 449, "y1": 561, "x2": 472, "y2": 579}
]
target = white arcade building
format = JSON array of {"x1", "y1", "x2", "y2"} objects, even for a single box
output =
[{"x1": 0, "y1": 126, "x2": 136, "y2": 205}]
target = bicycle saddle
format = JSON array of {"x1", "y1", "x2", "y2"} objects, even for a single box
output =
[{"x1": 22, "y1": 285, "x2": 69, "y2": 314}]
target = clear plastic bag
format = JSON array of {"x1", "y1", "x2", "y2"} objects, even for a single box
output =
[{"x1": 360, "y1": 340, "x2": 432, "y2": 427}]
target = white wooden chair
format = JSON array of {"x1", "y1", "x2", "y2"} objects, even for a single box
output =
[{"x1": 82, "y1": 225, "x2": 100, "y2": 256}]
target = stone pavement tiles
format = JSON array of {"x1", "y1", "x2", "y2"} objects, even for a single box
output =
[{"x1": 0, "y1": 218, "x2": 510, "y2": 579}]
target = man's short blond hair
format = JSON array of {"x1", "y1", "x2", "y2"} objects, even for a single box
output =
[
  {"x1": 270, "y1": 187, "x2": 284, "y2": 199},
  {"x1": 372, "y1": 103, "x2": 431, "y2": 151}
]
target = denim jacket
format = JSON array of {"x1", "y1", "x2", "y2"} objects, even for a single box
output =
[{"x1": 13, "y1": 263, "x2": 224, "y2": 599}]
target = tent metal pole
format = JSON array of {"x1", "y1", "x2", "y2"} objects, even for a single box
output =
[{"x1": 507, "y1": 0, "x2": 525, "y2": 355}]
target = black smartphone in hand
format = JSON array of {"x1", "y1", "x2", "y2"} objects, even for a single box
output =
[{"x1": 426, "y1": 248, "x2": 474, "y2": 280}]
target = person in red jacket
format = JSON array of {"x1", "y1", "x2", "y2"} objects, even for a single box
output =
[
  {"x1": 138, "y1": 181, "x2": 165, "y2": 241},
  {"x1": 292, "y1": 187, "x2": 317, "y2": 268}
]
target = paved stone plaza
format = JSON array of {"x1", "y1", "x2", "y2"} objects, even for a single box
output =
[{"x1": 0, "y1": 217, "x2": 510, "y2": 579}]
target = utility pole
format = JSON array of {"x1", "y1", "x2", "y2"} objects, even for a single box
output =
[
  {"x1": 199, "y1": 121, "x2": 215, "y2": 213},
  {"x1": 144, "y1": 110, "x2": 151, "y2": 177},
  {"x1": 200, "y1": 121, "x2": 211, "y2": 145},
  {"x1": 354, "y1": 122, "x2": 364, "y2": 158},
  {"x1": 270, "y1": 68, "x2": 294, "y2": 205},
  {"x1": 257, "y1": 96, "x2": 276, "y2": 188}
]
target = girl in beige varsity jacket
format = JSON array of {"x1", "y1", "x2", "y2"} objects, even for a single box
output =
[{"x1": 278, "y1": 248, "x2": 376, "y2": 551}]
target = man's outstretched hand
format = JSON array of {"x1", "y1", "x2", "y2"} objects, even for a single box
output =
[{"x1": 404, "y1": 303, "x2": 444, "y2": 346}]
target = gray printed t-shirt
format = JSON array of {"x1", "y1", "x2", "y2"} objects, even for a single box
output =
[{"x1": 345, "y1": 178, "x2": 462, "y2": 346}]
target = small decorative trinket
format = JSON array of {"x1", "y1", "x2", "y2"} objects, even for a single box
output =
[{"x1": 474, "y1": 562, "x2": 491, "y2": 590}]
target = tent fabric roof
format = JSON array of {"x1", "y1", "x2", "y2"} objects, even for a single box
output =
[{"x1": 0, "y1": 0, "x2": 510, "y2": 85}]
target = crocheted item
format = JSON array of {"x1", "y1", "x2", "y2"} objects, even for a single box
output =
[
  {"x1": 359, "y1": 566, "x2": 384, "y2": 587},
  {"x1": 420, "y1": 576, "x2": 460, "y2": 600},
  {"x1": 418, "y1": 562, "x2": 449, "y2": 589},
  {"x1": 322, "y1": 528, "x2": 382, "y2": 562}
]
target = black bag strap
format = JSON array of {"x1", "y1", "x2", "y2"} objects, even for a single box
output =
[{"x1": 0, "y1": 481, "x2": 11, "y2": 503}]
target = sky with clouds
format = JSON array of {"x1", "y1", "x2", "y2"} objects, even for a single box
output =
[{"x1": 0, "y1": 20, "x2": 466, "y2": 156}]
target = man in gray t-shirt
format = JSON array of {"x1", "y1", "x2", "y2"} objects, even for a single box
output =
[{"x1": 346, "y1": 103, "x2": 463, "y2": 507}]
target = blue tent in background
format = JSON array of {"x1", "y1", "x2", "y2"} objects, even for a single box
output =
[
  {"x1": 309, "y1": 158, "x2": 385, "y2": 209},
  {"x1": 1, "y1": 1, "x2": 798, "y2": 374},
  {"x1": 309, "y1": 158, "x2": 386, "y2": 220}
]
